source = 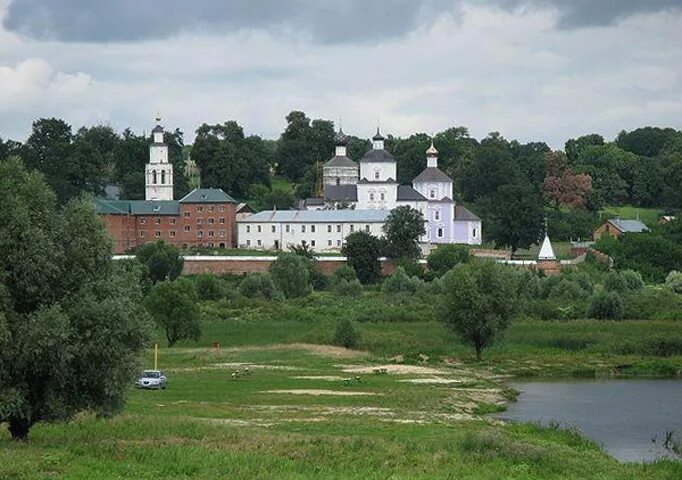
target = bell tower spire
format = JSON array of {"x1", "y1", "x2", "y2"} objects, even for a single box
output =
[{"x1": 145, "y1": 113, "x2": 174, "y2": 201}]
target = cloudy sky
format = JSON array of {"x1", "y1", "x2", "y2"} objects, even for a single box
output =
[{"x1": 0, "y1": 0, "x2": 681, "y2": 148}]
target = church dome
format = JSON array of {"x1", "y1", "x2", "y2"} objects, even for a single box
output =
[
  {"x1": 334, "y1": 128, "x2": 349, "y2": 146},
  {"x1": 426, "y1": 141, "x2": 438, "y2": 157},
  {"x1": 372, "y1": 127, "x2": 385, "y2": 141}
]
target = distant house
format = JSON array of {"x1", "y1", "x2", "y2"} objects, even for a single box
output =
[
  {"x1": 659, "y1": 216, "x2": 677, "y2": 225},
  {"x1": 593, "y1": 218, "x2": 649, "y2": 241}
]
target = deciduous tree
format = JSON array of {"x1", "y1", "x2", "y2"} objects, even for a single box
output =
[
  {"x1": 144, "y1": 278, "x2": 201, "y2": 347},
  {"x1": 383, "y1": 206, "x2": 426, "y2": 260},
  {"x1": 342, "y1": 231, "x2": 381, "y2": 284}
]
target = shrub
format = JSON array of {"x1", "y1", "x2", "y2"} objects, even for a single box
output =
[
  {"x1": 193, "y1": 273, "x2": 225, "y2": 301},
  {"x1": 136, "y1": 241, "x2": 184, "y2": 284},
  {"x1": 382, "y1": 267, "x2": 422, "y2": 298},
  {"x1": 549, "y1": 279, "x2": 591, "y2": 302},
  {"x1": 238, "y1": 272, "x2": 282, "y2": 300},
  {"x1": 616, "y1": 336, "x2": 682, "y2": 357},
  {"x1": 622, "y1": 287, "x2": 682, "y2": 320},
  {"x1": 333, "y1": 318, "x2": 360, "y2": 349},
  {"x1": 666, "y1": 271, "x2": 682, "y2": 293},
  {"x1": 269, "y1": 253, "x2": 312, "y2": 298},
  {"x1": 334, "y1": 279, "x2": 363, "y2": 297},
  {"x1": 605, "y1": 270, "x2": 644, "y2": 293},
  {"x1": 426, "y1": 244, "x2": 470, "y2": 277},
  {"x1": 586, "y1": 291, "x2": 624, "y2": 320},
  {"x1": 332, "y1": 265, "x2": 358, "y2": 283}
]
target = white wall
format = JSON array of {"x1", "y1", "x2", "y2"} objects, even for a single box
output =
[
  {"x1": 359, "y1": 162, "x2": 397, "y2": 182},
  {"x1": 413, "y1": 181, "x2": 453, "y2": 201},
  {"x1": 357, "y1": 183, "x2": 397, "y2": 210},
  {"x1": 238, "y1": 221, "x2": 385, "y2": 251},
  {"x1": 148, "y1": 144, "x2": 168, "y2": 164}
]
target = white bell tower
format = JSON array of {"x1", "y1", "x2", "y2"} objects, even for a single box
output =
[{"x1": 145, "y1": 114, "x2": 174, "y2": 201}]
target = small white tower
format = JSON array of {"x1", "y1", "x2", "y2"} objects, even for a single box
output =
[{"x1": 145, "y1": 115, "x2": 174, "y2": 201}]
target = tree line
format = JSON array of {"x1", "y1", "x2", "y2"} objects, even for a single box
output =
[{"x1": 2, "y1": 114, "x2": 681, "y2": 251}]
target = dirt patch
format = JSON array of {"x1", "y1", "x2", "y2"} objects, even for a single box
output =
[
  {"x1": 338, "y1": 364, "x2": 447, "y2": 375},
  {"x1": 262, "y1": 389, "x2": 380, "y2": 397},
  {"x1": 400, "y1": 378, "x2": 465, "y2": 385},
  {"x1": 202, "y1": 418, "x2": 276, "y2": 428},
  {"x1": 169, "y1": 363, "x2": 302, "y2": 373},
  {"x1": 291, "y1": 375, "x2": 347, "y2": 381},
  {"x1": 181, "y1": 343, "x2": 368, "y2": 358}
]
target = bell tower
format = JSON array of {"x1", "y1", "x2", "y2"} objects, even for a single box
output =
[{"x1": 145, "y1": 114, "x2": 174, "y2": 201}]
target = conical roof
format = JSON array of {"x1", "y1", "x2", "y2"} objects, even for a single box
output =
[{"x1": 538, "y1": 234, "x2": 556, "y2": 261}]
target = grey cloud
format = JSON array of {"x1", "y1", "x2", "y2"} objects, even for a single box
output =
[{"x1": 2, "y1": 0, "x2": 452, "y2": 44}]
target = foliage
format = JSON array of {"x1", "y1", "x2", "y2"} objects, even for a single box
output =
[
  {"x1": 248, "y1": 184, "x2": 294, "y2": 210},
  {"x1": 543, "y1": 151, "x2": 592, "y2": 209},
  {"x1": 439, "y1": 261, "x2": 520, "y2": 360},
  {"x1": 666, "y1": 271, "x2": 682, "y2": 293},
  {"x1": 427, "y1": 244, "x2": 470, "y2": 277},
  {"x1": 332, "y1": 265, "x2": 357, "y2": 283},
  {"x1": 136, "y1": 241, "x2": 184, "y2": 284},
  {"x1": 332, "y1": 318, "x2": 360, "y2": 349},
  {"x1": 269, "y1": 253, "x2": 312, "y2": 298},
  {"x1": 276, "y1": 111, "x2": 333, "y2": 182},
  {"x1": 0, "y1": 159, "x2": 151, "y2": 441},
  {"x1": 382, "y1": 267, "x2": 422, "y2": 300},
  {"x1": 382, "y1": 206, "x2": 426, "y2": 260},
  {"x1": 238, "y1": 272, "x2": 282, "y2": 300},
  {"x1": 144, "y1": 278, "x2": 201, "y2": 347},
  {"x1": 622, "y1": 287, "x2": 682, "y2": 320},
  {"x1": 342, "y1": 231, "x2": 381, "y2": 284},
  {"x1": 604, "y1": 270, "x2": 644, "y2": 293},
  {"x1": 193, "y1": 273, "x2": 226, "y2": 301},
  {"x1": 586, "y1": 291, "x2": 624, "y2": 320},
  {"x1": 547, "y1": 209, "x2": 600, "y2": 241},
  {"x1": 333, "y1": 278, "x2": 363, "y2": 297}
]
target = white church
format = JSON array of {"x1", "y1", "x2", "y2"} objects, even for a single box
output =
[{"x1": 237, "y1": 127, "x2": 482, "y2": 252}]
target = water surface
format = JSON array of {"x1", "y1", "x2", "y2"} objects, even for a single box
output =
[{"x1": 498, "y1": 379, "x2": 682, "y2": 463}]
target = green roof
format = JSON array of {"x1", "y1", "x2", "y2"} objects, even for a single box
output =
[
  {"x1": 94, "y1": 198, "x2": 180, "y2": 216},
  {"x1": 179, "y1": 188, "x2": 236, "y2": 204}
]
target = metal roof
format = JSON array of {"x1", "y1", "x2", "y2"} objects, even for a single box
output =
[
  {"x1": 239, "y1": 209, "x2": 390, "y2": 224},
  {"x1": 454, "y1": 205, "x2": 480, "y2": 221},
  {"x1": 607, "y1": 218, "x2": 649, "y2": 233},
  {"x1": 94, "y1": 198, "x2": 180, "y2": 216},
  {"x1": 323, "y1": 156, "x2": 357, "y2": 168},
  {"x1": 324, "y1": 184, "x2": 358, "y2": 201},
  {"x1": 179, "y1": 188, "x2": 236, "y2": 204},
  {"x1": 397, "y1": 185, "x2": 427, "y2": 201},
  {"x1": 94, "y1": 198, "x2": 131, "y2": 215},
  {"x1": 152, "y1": 125, "x2": 164, "y2": 133},
  {"x1": 360, "y1": 149, "x2": 395, "y2": 163},
  {"x1": 412, "y1": 167, "x2": 453, "y2": 184}
]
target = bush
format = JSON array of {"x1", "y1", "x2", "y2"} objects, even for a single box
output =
[
  {"x1": 427, "y1": 244, "x2": 470, "y2": 277},
  {"x1": 334, "y1": 279, "x2": 363, "y2": 297},
  {"x1": 269, "y1": 253, "x2": 312, "y2": 298},
  {"x1": 332, "y1": 265, "x2": 358, "y2": 283},
  {"x1": 238, "y1": 272, "x2": 282, "y2": 300},
  {"x1": 622, "y1": 286, "x2": 682, "y2": 320},
  {"x1": 382, "y1": 267, "x2": 422, "y2": 298},
  {"x1": 193, "y1": 273, "x2": 225, "y2": 301},
  {"x1": 605, "y1": 270, "x2": 644, "y2": 293},
  {"x1": 586, "y1": 291, "x2": 624, "y2": 320},
  {"x1": 616, "y1": 336, "x2": 682, "y2": 357},
  {"x1": 666, "y1": 271, "x2": 682, "y2": 293},
  {"x1": 333, "y1": 318, "x2": 360, "y2": 349}
]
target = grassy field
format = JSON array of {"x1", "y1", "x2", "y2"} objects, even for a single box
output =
[
  {"x1": 2, "y1": 312, "x2": 681, "y2": 479},
  {"x1": 600, "y1": 206, "x2": 664, "y2": 226}
]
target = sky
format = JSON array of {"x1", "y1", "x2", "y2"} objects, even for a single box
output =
[{"x1": 0, "y1": 0, "x2": 681, "y2": 148}]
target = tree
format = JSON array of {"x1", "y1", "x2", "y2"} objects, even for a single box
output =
[
  {"x1": 193, "y1": 273, "x2": 225, "y2": 301},
  {"x1": 427, "y1": 244, "x2": 470, "y2": 277},
  {"x1": 269, "y1": 253, "x2": 312, "y2": 298},
  {"x1": 136, "y1": 241, "x2": 184, "y2": 284},
  {"x1": 238, "y1": 272, "x2": 282, "y2": 300},
  {"x1": 543, "y1": 151, "x2": 592, "y2": 209},
  {"x1": 382, "y1": 266, "x2": 422, "y2": 300},
  {"x1": 383, "y1": 206, "x2": 426, "y2": 260},
  {"x1": 0, "y1": 159, "x2": 151, "y2": 440},
  {"x1": 616, "y1": 127, "x2": 681, "y2": 158},
  {"x1": 586, "y1": 291, "x2": 624, "y2": 320},
  {"x1": 144, "y1": 278, "x2": 201, "y2": 347},
  {"x1": 565, "y1": 134, "x2": 604, "y2": 163},
  {"x1": 333, "y1": 318, "x2": 360, "y2": 349},
  {"x1": 440, "y1": 261, "x2": 519, "y2": 360},
  {"x1": 342, "y1": 231, "x2": 381, "y2": 284},
  {"x1": 114, "y1": 128, "x2": 148, "y2": 200},
  {"x1": 276, "y1": 111, "x2": 314, "y2": 182}
]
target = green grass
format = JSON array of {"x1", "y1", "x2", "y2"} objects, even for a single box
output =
[
  {"x1": 600, "y1": 206, "x2": 664, "y2": 227},
  {"x1": 271, "y1": 176, "x2": 294, "y2": 193}
]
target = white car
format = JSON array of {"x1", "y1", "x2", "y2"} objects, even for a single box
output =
[{"x1": 136, "y1": 370, "x2": 167, "y2": 390}]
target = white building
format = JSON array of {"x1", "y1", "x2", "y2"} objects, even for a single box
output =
[
  {"x1": 323, "y1": 129, "x2": 358, "y2": 186},
  {"x1": 145, "y1": 116, "x2": 174, "y2": 201},
  {"x1": 237, "y1": 209, "x2": 389, "y2": 251}
]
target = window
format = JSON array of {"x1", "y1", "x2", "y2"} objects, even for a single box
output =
[
  {"x1": 311, "y1": 225, "x2": 316, "y2": 233},
  {"x1": 246, "y1": 225, "x2": 251, "y2": 233},
  {"x1": 435, "y1": 210, "x2": 440, "y2": 221},
  {"x1": 328, "y1": 240, "x2": 332, "y2": 246},
  {"x1": 327, "y1": 225, "x2": 332, "y2": 233},
  {"x1": 161, "y1": 170, "x2": 166, "y2": 184},
  {"x1": 336, "y1": 178, "x2": 340, "y2": 185},
  {"x1": 374, "y1": 171, "x2": 380, "y2": 180},
  {"x1": 257, "y1": 239, "x2": 262, "y2": 247},
  {"x1": 197, "y1": 206, "x2": 204, "y2": 212},
  {"x1": 208, "y1": 242, "x2": 214, "y2": 247},
  {"x1": 140, "y1": 218, "x2": 147, "y2": 224},
  {"x1": 155, "y1": 231, "x2": 161, "y2": 238},
  {"x1": 429, "y1": 190, "x2": 436, "y2": 199},
  {"x1": 473, "y1": 228, "x2": 477, "y2": 238},
  {"x1": 170, "y1": 218, "x2": 176, "y2": 225},
  {"x1": 219, "y1": 230, "x2": 225, "y2": 237},
  {"x1": 208, "y1": 206, "x2": 214, "y2": 212},
  {"x1": 271, "y1": 225, "x2": 276, "y2": 233},
  {"x1": 336, "y1": 240, "x2": 341, "y2": 247},
  {"x1": 302, "y1": 225, "x2": 306, "y2": 233},
  {"x1": 197, "y1": 230, "x2": 203, "y2": 238},
  {"x1": 139, "y1": 231, "x2": 146, "y2": 238},
  {"x1": 152, "y1": 170, "x2": 157, "y2": 184},
  {"x1": 369, "y1": 193, "x2": 375, "y2": 201},
  {"x1": 155, "y1": 217, "x2": 161, "y2": 224},
  {"x1": 257, "y1": 225, "x2": 262, "y2": 233},
  {"x1": 208, "y1": 231, "x2": 214, "y2": 237},
  {"x1": 311, "y1": 240, "x2": 316, "y2": 247},
  {"x1": 220, "y1": 218, "x2": 225, "y2": 224},
  {"x1": 286, "y1": 225, "x2": 290, "y2": 233},
  {"x1": 184, "y1": 212, "x2": 190, "y2": 218},
  {"x1": 246, "y1": 239, "x2": 251, "y2": 246},
  {"x1": 170, "y1": 231, "x2": 176, "y2": 238},
  {"x1": 184, "y1": 225, "x2": 191, "y2": 232},
  {"x1": 365, "y1": 225, "x2": 370, "y2": 232},
  {"x1": 380, "y1": 193, "x2": 385, "y2": 201},
  {"x1": 197, "y1": 218, "x2": 203, "y2": 225},
  {"x1": 336, "y1": 225, "x2": 341, "y2": 233},
  {"x1": 219, "y1": 206, "x2": 225, "y2": 212},
  {"x1": 437, "y1": 228, "x2": 444, "y2": 238},
  {"x1": 208, "y1": 218, "x2": 214, "y2": 224},
  {"x1": 350, "y1": 225, "x2": 355, "y2": 232}
]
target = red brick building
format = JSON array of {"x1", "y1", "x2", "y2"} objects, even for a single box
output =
[{"x1": 96, "y1": 188, "x2": 237, "y2": 254}]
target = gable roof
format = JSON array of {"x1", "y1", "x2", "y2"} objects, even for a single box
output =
[
  {"x1": 397, "y1": 185, "x2": 427, "y2": 201},
  {"x1": 239, "y1": 209, "x2": 390, "y2": 224},
  {"x1": 412, "y1": 167, "x2": 453, "y2": 184},
  {"x1": 360, "y1": 149, "x2": 395, "y2": 163},
  {"x1": 179, "y1": 188, "x2": 236, "y2": 204},
  {"x1": 454, "y1": 205, "x2": 480, "y2": 221},
  {"x1": 94, "y1": 198, "x2": 180, "y2": 216},
  {"x1": 323, "y1": 155, "x2": 357, "y2": 168},
  {"x1": 324, "y1": 184, "x2": 358, "y2": 202},
  {"x1": 607, "y1": 218, "x2": 648, "y2": 233}
]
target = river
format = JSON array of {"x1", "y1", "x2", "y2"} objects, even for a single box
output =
[{"x1": 497, "y1": 378, "x2": 682, "y2": 463}]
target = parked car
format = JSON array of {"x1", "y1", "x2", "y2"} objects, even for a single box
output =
[{"x1": 136, "y1": 370, "x2": 167, "y2": 390}]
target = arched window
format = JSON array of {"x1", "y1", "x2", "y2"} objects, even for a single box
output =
[
  {"x1": 374, "y1": 171, "x2": 380, "y2": 180},
  {"x1": 152, "y1": 170, "x2": 157, "y2": 184},
  {"x1": 336, "y1": 178, "x2": 340, "y2": 185},
  {"x1": 161, "y1": 170, "x2": 166, "y2": 184}
]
